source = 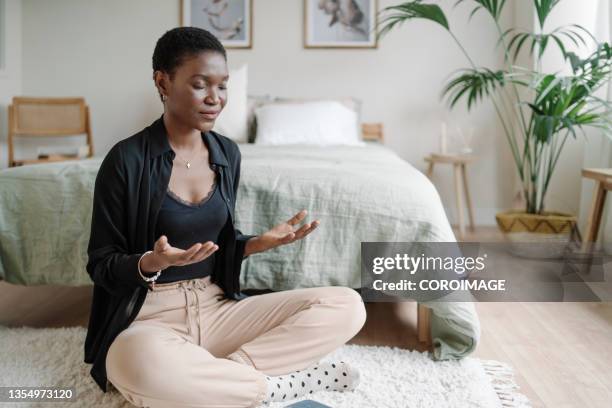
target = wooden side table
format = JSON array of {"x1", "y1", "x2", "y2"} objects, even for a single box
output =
[
  {"x1": 424, "y1": 154, "x2": 476, "y2": 239},
  {"x1": 581, "y1": 168, "x2": 612, "y2": 250}
]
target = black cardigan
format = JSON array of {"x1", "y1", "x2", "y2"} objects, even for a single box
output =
[{"x1": 84, "y1": 115, "x2": 255, "y2": 392}]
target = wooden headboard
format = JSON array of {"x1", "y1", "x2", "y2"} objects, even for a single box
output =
[{"x1": 361, "y1": 123, "x2": 384, "y2": 143}]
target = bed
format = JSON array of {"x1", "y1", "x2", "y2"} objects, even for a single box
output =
[{"x1": 0, "y1": 141, "x2": 480, "y2": 361}]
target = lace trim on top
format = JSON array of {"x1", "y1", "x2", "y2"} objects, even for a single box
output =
[{"x1": 166, "y1": 180, "x2": 217, "y2": 208}]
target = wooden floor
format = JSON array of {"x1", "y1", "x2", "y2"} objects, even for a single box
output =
[{"x1": 0, "y1": 227, "x2": 610, "y2": 407}]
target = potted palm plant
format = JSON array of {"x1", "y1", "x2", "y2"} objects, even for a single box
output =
[{"x1": 378, "y1": 0, "x2": 612, "y2": 249}]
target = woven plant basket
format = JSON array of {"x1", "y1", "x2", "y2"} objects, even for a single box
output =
[{"x1": 495, "y1": 210, "x2": 577, "y2": 259}]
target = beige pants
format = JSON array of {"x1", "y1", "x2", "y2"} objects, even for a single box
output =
[{"x1": 106, "y1": 276, "x2": 367, "y2": 408}]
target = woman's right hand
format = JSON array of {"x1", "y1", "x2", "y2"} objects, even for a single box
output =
[{"x1": 140, "y1": 235, "x2": 219, "y2": 272}]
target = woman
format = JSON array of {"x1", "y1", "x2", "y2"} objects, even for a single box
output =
[{"x1": 84, "y1": 27, "x2": 366, "y2": 408}]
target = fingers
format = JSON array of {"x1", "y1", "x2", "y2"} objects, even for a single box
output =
[
  {"x1": 278, "y1": 232, "x2": 296, "y2": 245},
  {"x1": 293, "y1": 220, "x2": 320, "y2": 240},
  {"x1": 175, "y1": 241, "x2": 218, "y2": 266},
  {"x1": 189, "y1": 241, "x2": 218, "y2": 262},
  {"x1": 169, "y1": 243, "x2": 200, "y2": 265},
  {"x1": 185, "y1": 242, "x2": 204, "y2": 257},
  {"x1": 278, "y1": 219, "x2": 320, "y2": 245},
  {"x1": 293, "y1": 223, "x2": 311, "y2": 238},
  {"x1": 286, "y1": 209, "x2": 307, "y2": 226},
  {"x1": 184, "y1": 242, "x2": 209, "y2": 260},
  {"x1": 302, "y1": 220, "x2": 320, "y2": 238}
]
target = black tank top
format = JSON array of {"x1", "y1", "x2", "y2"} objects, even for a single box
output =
[{"x1": 154, "y1": 176, "x2": 228, "y2": 283}]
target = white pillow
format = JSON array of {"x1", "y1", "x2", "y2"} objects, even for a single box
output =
[
  {"x1": 213, "y1": 64, "x2": 248, "y2": 143},
  {"x1": 254, "y1": 101, "x2": 364, "y2": 146}
]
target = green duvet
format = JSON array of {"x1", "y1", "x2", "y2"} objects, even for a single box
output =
[{"x1": 0, "y1": 144, "x2": 480, "y2": 360}]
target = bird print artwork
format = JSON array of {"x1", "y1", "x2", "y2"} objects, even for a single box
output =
[
  {"x1": 317, "y1": 0, "x2": 367, "y2": 37},
  {"x1": 201, "y1": 0, "x2": 244, "y2": 40},
  {"x1": 185, "y1": 0, "x2": 251, "y2": 47}
]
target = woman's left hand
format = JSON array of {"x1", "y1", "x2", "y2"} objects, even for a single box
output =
[{"x1": 244, "y1": 210, "x2": 320, "y2": 256}]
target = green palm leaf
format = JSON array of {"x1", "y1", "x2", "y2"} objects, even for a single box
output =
[
  {"x1": 454, "y1": 0, "x2": 508, "y2": 21},
  {"x1": 507, "y1": 25, "x2": 591, "y2": 62},
  {"x1": 377, "y1": 1, "x2": 612, "y2": 214},
  {"x1": 378, "y1": 1, "x2": 449, "y2": 40},
  {"x1": 442, "y1": 68, "x2": 506, "y2": 110},
  {"x1": 534, "y1": 0, "x2": 561, "y2": 29}
]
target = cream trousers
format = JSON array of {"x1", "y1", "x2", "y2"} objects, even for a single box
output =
[{"x1": 105, "y1": 275, "x2": 367, "y2": 408}]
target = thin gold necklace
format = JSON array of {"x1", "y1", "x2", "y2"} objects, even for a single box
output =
[{"x1": 168, "y1": 141, "x2": 201, "y2": 170}]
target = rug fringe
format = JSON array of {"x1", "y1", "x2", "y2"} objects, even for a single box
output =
[{"x1": 481, "y1": 360, "x2": 532, "y2": 408}]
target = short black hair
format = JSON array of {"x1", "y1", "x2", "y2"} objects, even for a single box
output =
[{"x1": 152, "y1": 26, "x2": 226, "y2": 77}]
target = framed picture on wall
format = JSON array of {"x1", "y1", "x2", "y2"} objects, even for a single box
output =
[
  {"x1": 304, "y1": 0, "x2": 378, "y2": 49},
  {"x1": 180, "y1": 0, "x2": 252, "y2": 49}
]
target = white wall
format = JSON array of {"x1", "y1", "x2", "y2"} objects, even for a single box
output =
[
  {"x1": 536, "y1": 0, "x2": 601, "y2": 217},
  {"x1": 0, "y1": 0, "x2": 22, "y2": 169},
  {"x1": 18, "y1": 0, "x2": 523, "y2": 225},
  {"x1": 229, "y1": 0, "x2": 515, "y2": 225},
  {"x1": 20, "y1": 0, "x2": 177, "y2": 159}
]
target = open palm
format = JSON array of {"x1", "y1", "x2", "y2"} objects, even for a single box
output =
[
  {"x1": 154, "y1": 236, "x2": 218, "y2": 268},
  {"x1": 257, "y1": 210, "x2": 320, "y2": 252}
]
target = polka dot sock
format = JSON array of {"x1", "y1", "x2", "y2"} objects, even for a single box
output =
[{"x1": 262, "y1": 361, "x2": 360, "y2": 403}]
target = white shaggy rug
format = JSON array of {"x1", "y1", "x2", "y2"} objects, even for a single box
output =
[{"x1": 0, "y1": 326, "x2": 531, "y2": 408}]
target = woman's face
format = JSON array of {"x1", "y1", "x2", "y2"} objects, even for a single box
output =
[{"x1": 156, "y1": 51, "x2": 228, "y2": 133}]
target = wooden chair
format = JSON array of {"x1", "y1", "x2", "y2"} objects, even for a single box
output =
[{"x1": 8, "y1": 97, "x2": 94, "y2": 167}]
